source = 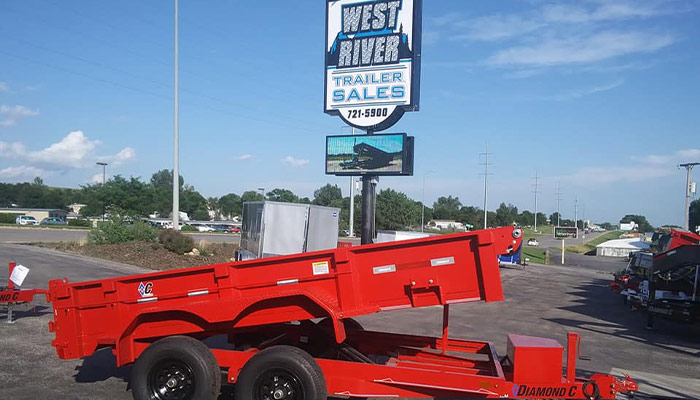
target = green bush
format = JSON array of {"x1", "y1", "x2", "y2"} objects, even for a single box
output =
[
  {"x1": 158, "y1": 229, "x2": 194, "y2": 254},
  {"x1": 0, "y1": 213, "x2": 18, "y2": 224},
  {"x1": 67, "y1": 218, "x2": 92, "y2": 227},
  {"x1": 88, "y1": 212, "x2": 158, "y2": 244},
  {"x1": 181, "y1": 224, "x2": 198, "y2": 232}
]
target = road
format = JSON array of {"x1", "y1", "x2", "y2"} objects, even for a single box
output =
[
  {"x1": 0, "y1": 227, "x2": 241, "y2": 244},
  {"x1": 1, "y1": 244, "x2": 698, "y2": 399}
]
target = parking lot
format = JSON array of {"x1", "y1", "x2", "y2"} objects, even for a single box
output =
[{"x1": 1, "y1": 243, "x2": 698, "y2": 399}]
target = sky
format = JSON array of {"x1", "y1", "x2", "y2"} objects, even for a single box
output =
[{"x1": 1, "y1": 0, "x2": 699, "y2": 227}]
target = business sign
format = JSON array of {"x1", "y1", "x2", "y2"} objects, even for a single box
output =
[
  {"x1": 554, "y1": 227, "x2": 578, "y2": 239},
  {"x1": 324, "y1": 0, "x2": 422, "y2": 131},
  {"x1": 326, "y1": 133, "x2": 414, "y2": 176}
]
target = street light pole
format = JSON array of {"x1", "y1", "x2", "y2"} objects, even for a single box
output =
[
  {"x1": 258, "y1": 187, "x2": 265, "y2": 199},
  {"x1": 349, "y1": 126, "x2": 356, "y2": 237},
  {"x1": 172, "y1": 0, "x2": 180, "y2": 231},
  {"x1": 680, "y1": 162, "x2": 699, "y2": 230},
  {"x1": 421, "y1": 170, "x2": 437, "y2": 233},
  {"x1": 96, "y1": 162, "x2": 107, "y2": 221}
]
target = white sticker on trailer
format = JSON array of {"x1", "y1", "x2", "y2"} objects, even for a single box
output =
[{"x1": 312, "y1": 261, "x2": 330, "y2": 275}]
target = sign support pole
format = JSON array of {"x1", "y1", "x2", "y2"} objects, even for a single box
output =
[
  {"x1": 561, "y1": 239, "x2": 565, "y2": 265},
  {"x1": 361, "y1": 129, "x2": 377, "y2": 245}
]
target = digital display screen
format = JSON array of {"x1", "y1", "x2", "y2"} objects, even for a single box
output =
[{"x1": 326, "y1": 133, "x2": 413, "y2": 176}]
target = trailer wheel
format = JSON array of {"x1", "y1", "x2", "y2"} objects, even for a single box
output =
[
  {"x1": 235, "y1": 345, "x2": 326, "y2": 400},
  {"x1": 131, "y1": 335, "x2": 221, "y2": 400}
]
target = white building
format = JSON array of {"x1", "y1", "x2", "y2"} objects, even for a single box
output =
[
  {"x1": 428, "y1": 220, "x2": 467, "y2": 231},
  {"x1": 619, "y1": 221, "x2": 638, "y2": 232},
  {"x1": 596, "y1": 238, "x2": 650, "y2": 257}
]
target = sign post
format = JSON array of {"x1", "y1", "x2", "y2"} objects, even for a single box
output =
[
  {"x1": 554, "y1": 227, "x2": 578, "y2": 265},
  {"x1": 324, "y1": 0, "x2": 422, "y2": 244}
]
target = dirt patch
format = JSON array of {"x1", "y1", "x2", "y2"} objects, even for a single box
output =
[{"x1": 33, "y1": 241, "x2": 239, "y2": 270}]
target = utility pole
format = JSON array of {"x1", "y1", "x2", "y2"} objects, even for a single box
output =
[
  {"x1": 680, "y1": 162, "x2": 699, "y2": 230},
  {"x1": 360, "y1": 129, "x2": 377, "y2": 244},
  {"x1": 96, "y1": 162, "x2": 107, "y2": 221},
  {"x1": 348, "y1": 127, "x2": 355, "y2": 237},
  {"x1": 172, "y1": 0, "x2": 180, "y2": 231},
  {"x1": 532, "y1": 171, "x2": 540, "y2": 232},
  {"x1": 555, "y1": 182, "x2": 562, "y2": 226},
  {"x1": 479, "y1": 142, "x2": 492, "y2": 229},
  {"x1": 574, "y1": 195, "x2": 578, "y2": 230}
]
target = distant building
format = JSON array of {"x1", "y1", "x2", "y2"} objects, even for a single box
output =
[
  {"x1": 619, "y1": 221, "x2": 638, "y2": 232},
  {"x1": 0, "y1": 207, "x2": 67, "y2": 222},
  {"x1": 428, "y1": 220, "x2": 466, "y2": 231},
  {"x1": 68, "y1": 203, "x2": 86, "y2": 214},
  {"x1": 596, "y1": 238, "x2": 650, "y2": 257}
]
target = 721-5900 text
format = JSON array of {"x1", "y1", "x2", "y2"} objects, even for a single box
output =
[{"x1": 347, "y1": 108, "x2": 389, "y2": 119}]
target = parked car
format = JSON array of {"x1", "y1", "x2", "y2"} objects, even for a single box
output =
[
  {"x1": 15, "y1": 215, "x2": 39, "y2": 225},
  {"x1": 196, "y1": 225, "x2": 216, "y2": 232},
  {"x1": 229, "y1": 226, "x2": 241, "y2": 233},
  {"x1": 527, "y1": 238, "x2": 539, "y2": 247},
  {"x1": 40, "y1": 217, "x2": 67, "y2": 225}
]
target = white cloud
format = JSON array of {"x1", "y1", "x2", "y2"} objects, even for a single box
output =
[
  {"x1": 0, "y1": 130, "x2": 136, "y2": 173},
  {"x1": 0, "y1": 165, "x2": 47, "y2": 179},
  {"x1": 235, "y1": 154, "x2": 253, "y2": 161},
  {"x1": 632, "y1": 149, "x2": 700, "y2": 165},
  {"x1": 104, "y1": 147, "x2": 136, "y2": 166},
  {"x1": 541, "y1": 3, "x2": 667, "y2": 24},
  {"x1": 486, "y1": 31, "x2": 675, "y2": 67},
  {"x1": 28, "y1": 131, "x2": 99, "y2": 168},
  {"x1": 0, "y1": 82, "x2": 7, "y2": 92},
  {"x1": 545, "y1": 79, "x2": 625, "y2": 101},
  {"x1": 452, "y1": 14, "x2": 544, "y2": 42},
  {"x1": 568, "y1": 148, "x2": 700, "y2": 185},
  {"x1": 281, "y1": 156, "x2": 309, "y2": 167},
  {"x1": 0, "y1": 104, "x2": 40, "y2": 127},
  {"x1": 90, "y1": 173, "x2": 110, "y2": 183}
]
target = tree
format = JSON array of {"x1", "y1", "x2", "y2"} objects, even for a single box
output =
[
  {"x1": 192, "y1": 208, "x2": 210, "y2": 221},
  {"x1": 432, "y1": 196, "x2": 462, "y2": 220},
  {"x1": 600, "y1": 222, "x2": 615, "y2": 231},
  {"x1": 457, "y1": 206, "x2": 481, "y2": 229},
  {"x1": 241, "y1": 190, "x2": 265, "y2": 204},
  {"x1": 689, "y1": 199, "x2": 700, "y2": 233},
  {"x1": 494, "y1": 203, "x2": 518, "y2": 227},
  {"x1": 376, "y1": 189, "x2": 421, "y2": 231},
  {"x1": 150, "y1": 169, "x2": 184, "y2": 190},
  {"x1": 313, "y1": 184, "x2": 342, "y2": 206},
  {"x1": 620, "y1": 214, "x2": 654, "y2": 233},
  {"x1": 267, "y1": 188, "x2": 301, "y2": 203},
  {"x1": 549, "y1": 212, "x2": 561, "y2": 226},
  {"x1": 218, "y1": 193, "x2": 242, "y2": 218}
]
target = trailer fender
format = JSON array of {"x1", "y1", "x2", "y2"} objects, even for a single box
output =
[
  {"x1": 116, "y1": 310, "x2": 213, "y2": 366},
  {"x1": 230, "y1": 292, "x2": 347, "y2": 343}
]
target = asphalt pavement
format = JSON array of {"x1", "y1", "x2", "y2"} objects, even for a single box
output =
[{"x1": 1, "y1": 243, "x2": 698, "y2": 399}]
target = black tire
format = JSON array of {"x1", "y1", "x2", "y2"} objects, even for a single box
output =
[
  {"x1": 235, "y1": 345, "x2": 326, "y2": 400},
  {"x1": 131, "y1": 335, "x2": 221, "y2": 400}
]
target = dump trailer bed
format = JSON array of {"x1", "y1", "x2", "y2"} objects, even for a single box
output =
[{"x1": 46, "y1": 227, "x2": 637, "y2": 399}]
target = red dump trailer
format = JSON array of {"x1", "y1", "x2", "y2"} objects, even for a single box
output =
[{"x1": 46, "y1": 227, "x2": 636, "y2": 399}]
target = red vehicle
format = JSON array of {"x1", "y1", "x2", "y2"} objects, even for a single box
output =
[
  {"x1": 1, "y1": 262, "x2": 46, "y2": 323},
  {"x1": 46, "y1": 227, "x2": 636, "y2": 399}
]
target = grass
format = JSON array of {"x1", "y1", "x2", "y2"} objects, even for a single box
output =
[
  {"x1": 566, "y1": 230, "x2": 623, "y2": 254},
  {"x1": 0, "y1": 223, "x2": 90, "y2": 230},
  {"x1": 522, "y1": 247, "x2": 547, "y2": 264},
  {"x1": 521, "y1": 225, "x2": 555, "y2": 238}
]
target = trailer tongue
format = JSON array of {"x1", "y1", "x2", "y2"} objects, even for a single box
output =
[{"x1": 46, "y1": 226, "x2": 636, "y2": 399}]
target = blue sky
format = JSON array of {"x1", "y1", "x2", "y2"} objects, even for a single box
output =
[{"x1": 1, "y1": 0, "x2": 699, "y2": 226}]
